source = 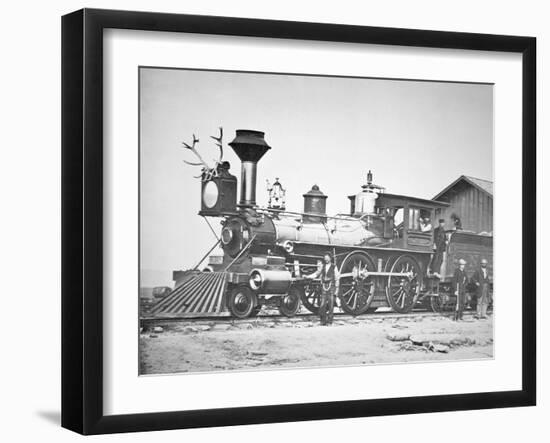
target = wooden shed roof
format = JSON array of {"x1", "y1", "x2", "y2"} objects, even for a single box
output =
[
  {"x1": 433, "y1": 175, "x2": 493, "y2": 201},
  {"x1": 348, "y1": 192, "x2": 449, "y2": 209}
]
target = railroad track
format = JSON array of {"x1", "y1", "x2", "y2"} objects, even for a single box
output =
[{"x1": 140, "y1": 309, "x2": 476, "y2": 329}]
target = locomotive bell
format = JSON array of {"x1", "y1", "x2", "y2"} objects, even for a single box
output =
[
  {"x1": 229, "y1": 130, "x2": 271, "y2": 208},
  {"x1": 351, "y1": 170, "x2": 384, "y2": 216},
  {"x1": 303, "y1": 184, "x2": 327, "y2": 223}
]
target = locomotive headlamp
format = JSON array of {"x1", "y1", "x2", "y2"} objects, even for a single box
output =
[{"x1": 202, "y1": 180, "x2": 219, "y2": 209}]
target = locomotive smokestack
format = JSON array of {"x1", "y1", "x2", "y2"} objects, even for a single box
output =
[{"x1": 229, "y1": 130, "x2": 271, "y2": 207}]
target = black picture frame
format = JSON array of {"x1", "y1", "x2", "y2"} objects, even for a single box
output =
[{"x1": 61, "y1": 8, "x2": 536, "y2": 435}]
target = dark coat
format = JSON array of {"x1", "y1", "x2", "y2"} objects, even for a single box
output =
[
  {"x1": 433, "y1": 226, "x2": 447, "y2": 250},
  {"x1": 472, "y1": 267, "x2": 491, "y2": 297},
  {"x1": 471, "y1": 267, "x2": 491, "y2": 285},
  {"x1": 452, "y1": 268, "x2": 468, "y2": 294}
]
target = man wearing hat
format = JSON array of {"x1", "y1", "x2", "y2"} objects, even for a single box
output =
[
  {"x1": 305, "y1": 251, "x2": 339, "y2": 326},
  {"x1": 420, "y1": 216, "x2": 433, "y2": 232},
  {"x1": 472, "y1": 258, "x2": 491, "y2": 319},
  {"x1": 452, "y1": 258, "x2": 468, "y2": 321},
  {"x1": 430, "y1": 219, "x2": 447, "y2": 277}
]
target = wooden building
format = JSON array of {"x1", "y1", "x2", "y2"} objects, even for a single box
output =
[{"x1": 432, "y1": 175, "x2": 493, "y2": 234}]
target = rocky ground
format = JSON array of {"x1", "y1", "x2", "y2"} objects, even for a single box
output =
[{"x1": 139, "y1": 314, "x2": 493, "y2": 375}]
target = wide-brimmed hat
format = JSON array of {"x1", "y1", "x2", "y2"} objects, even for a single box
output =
[
  {"x1": 458, "y1": 258, "x2": 467, "y2": 265},
  {"x1": 480, "y1": 258, "x2": 488, "y2": 264}
]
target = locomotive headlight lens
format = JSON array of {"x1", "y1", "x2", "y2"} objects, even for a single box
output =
[{"x1": 203, "y1": 180, "x2": 219, "y2": 208}]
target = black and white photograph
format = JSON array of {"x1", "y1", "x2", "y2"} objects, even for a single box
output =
[
  {"x1": 0, "y1": 1, "x2": 542, "y2": 440},
  {"x1": 139, "y1": 67, "x2": 494, "y2": 375}
]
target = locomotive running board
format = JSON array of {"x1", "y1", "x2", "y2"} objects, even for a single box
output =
[{"x1": 149, "y1": 271, "x2": 228, "y2": 318}]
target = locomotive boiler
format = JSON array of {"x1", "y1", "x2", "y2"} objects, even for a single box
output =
[{"x1": 164, "y1": 128, "x2": 492, "y2": 319}]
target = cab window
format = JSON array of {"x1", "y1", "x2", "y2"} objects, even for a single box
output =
[
  {"x1": 393, "y1": 208, "x2": 404, "y2": 238},
  {"x1": 408, "y1": 207, "x2": 421, "y2": 230}
]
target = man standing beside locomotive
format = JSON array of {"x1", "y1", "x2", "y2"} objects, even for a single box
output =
[
  {"x1": 430, "y1": 218, "x2": 447, "y2": 278},
  {"x1": 452, "y1": 258, "x2": 468, "y2": 321},
  {"x1": 304, "y1": 252, "x2": 339, "y2": 326},
  {"x1": 472, "y1": 258, "x2": 491, "y2": 319}
]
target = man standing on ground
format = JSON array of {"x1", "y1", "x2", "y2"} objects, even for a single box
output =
[
  {"x1": 453, "y1": 258, "x2": 468, "y2": 321},
  {"x1": 472, "y1": 258, "x2": 491, "y2": 319},
  {"x1": 305, "y1": 252, "x2": 339, "y2": 326}
]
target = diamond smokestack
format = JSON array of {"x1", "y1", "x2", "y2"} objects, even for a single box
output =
[{"x1": 229, "y1": 130, "x2": 271, "y2": 207}]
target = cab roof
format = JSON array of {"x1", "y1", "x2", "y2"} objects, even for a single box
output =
[{"x1": 374, "y1": 192, "x2": 449, "y2": 209}]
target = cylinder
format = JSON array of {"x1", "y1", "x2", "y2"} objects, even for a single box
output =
[{"x1": 249, "y1": 268, "x2": 292, "y2": 294}]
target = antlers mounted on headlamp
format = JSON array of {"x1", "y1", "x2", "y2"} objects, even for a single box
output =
[{"x1": 181, "y1": 127, "x2": 224, "y2": 181}]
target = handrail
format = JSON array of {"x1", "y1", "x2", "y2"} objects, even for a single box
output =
[
  {"x1": 192, "y1": 238, "x2": 222, "y2": 270},
  {"x1": 258, "y1": 208, "x2": 378, "y2": 223},
  {"x1": 223, "y1": 234, "x2": 257, "y2": 272}
]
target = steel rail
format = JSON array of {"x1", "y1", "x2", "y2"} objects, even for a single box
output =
[{"x1": 140, "y1": 309, "x2": 478, "y2": 327}]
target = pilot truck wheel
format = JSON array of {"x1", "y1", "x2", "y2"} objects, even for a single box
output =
[
  {"x1": 278, "y1": 286, "x2": 302, "y2": 317},
  {"x1": 227, "y1": 285, "x2": 257, "y2": 319}
]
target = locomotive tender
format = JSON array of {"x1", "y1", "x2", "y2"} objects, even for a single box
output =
[{"x1": 171, "y1": 129, "x2": 492, "y2": 319}]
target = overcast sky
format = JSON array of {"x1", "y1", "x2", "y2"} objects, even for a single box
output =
[{"x1": 140, "y1": 67, "x2": 493, "y2": 287}]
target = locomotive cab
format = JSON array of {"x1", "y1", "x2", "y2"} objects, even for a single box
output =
[{"x1": 373, "y1": 193, "x2": 449, "y2": 252}]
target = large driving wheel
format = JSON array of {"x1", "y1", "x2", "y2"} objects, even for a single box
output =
[
  {"x1": 386, "y1": 255, "x2": 422, "y2": 313},
  {"x1": 301, "y1": 281, "x2": 321, "y2": 315},
  {"x1": 338, "y1": 251, "x2": 376, "y2": 316},
  {"x1": 227, "y1": 285, "x2": 257, "y2": 319},
  {"x1": 279, "y1": 286, "x2": 302, "y2": 317}
]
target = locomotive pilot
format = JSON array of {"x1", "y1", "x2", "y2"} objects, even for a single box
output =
[
  {"x1": 452, "y1": 258, "x2": 468, "y2": 321},
  {"x1": 472, "y1": 258, "x2": 491, "y2": 319},
  {"x1": 305, "y1": 252, "x2": 340, "y2": 326}
]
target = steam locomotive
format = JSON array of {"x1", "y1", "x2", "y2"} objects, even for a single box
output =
[{"x1": 167, "y1": 129, "x2": 492, "y2": 319}]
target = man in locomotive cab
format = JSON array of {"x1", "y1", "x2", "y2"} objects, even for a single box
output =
[
  {"x1": 419, "y1": 216, "x2": 432, "y2": 232},
  {"x1": 430, "y1": 218, "x2": 447, "y2": 278},
  {"x1": 453, "y1": 258, "x2": 468, "y2": 321},
  {"x1": 304, "y1": 252, "x2": 339, "y2": 326}
]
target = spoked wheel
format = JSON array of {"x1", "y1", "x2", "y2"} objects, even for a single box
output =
[
  {"x1": 227, "y1": 285, "x2": 257, "y2": 319},
  {"x1": 301, "y1": 281, "x2": 321, "y2": 315},
  {"x1": 338, "y1": 252, "x2": 376, "y2": 316},
  {"x1": 386, "y1": 255, "x2": 422, "y2": 313},
  {"x1": 279, "y1": 286, "x2": 302, "y2": 317}
]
